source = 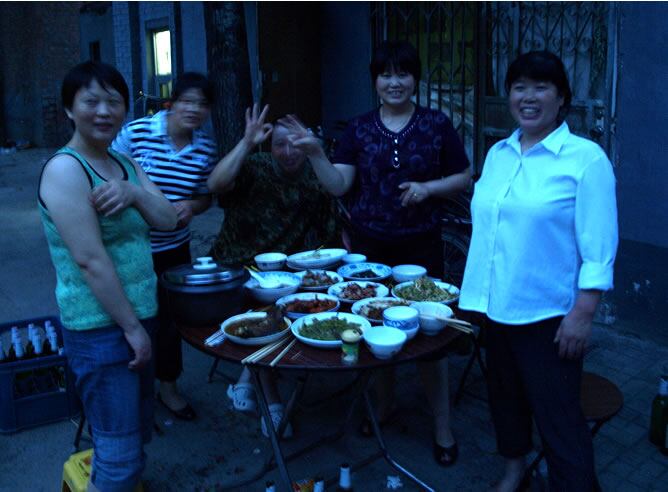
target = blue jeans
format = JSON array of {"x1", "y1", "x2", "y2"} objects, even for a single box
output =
[{"x1": 62, "y1": 318, "x2": 157, "y2": 492}]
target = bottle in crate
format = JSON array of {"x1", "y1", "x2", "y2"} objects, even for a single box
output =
[
  {"x1": 649, "y1": 367, "x2": 668, "y2": 455},
  {"x1": 0, "y1": 339, "x2": 6, "y2": 364}
]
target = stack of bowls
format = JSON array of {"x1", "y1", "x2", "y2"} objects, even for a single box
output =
[{"x1": 382, "y1": 305, "x2": 420, "y2": 340}]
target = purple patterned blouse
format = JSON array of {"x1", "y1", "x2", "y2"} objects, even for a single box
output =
[{"x1": 333, "y1": 105, "x2": 469, "y2": 239}]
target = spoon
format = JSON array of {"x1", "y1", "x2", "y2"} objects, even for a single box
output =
[{"x1": 245, "y1": 267, "x2": 282, "y2": 289}]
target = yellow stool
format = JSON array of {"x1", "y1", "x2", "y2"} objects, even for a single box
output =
[{"x1": 62, "y1": 449, "x2": 143, "y2": 492}]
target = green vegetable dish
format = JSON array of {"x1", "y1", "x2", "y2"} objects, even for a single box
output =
[
  {"x1": 300, "y1": 317, "x2": 362, "y2": 341},
  {"x1": 395, "y1": 277, "x2": 457, "y2": 302}
]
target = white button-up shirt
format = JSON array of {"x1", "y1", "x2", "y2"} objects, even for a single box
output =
[{"x1": 459, "y1": 122, "x2": 618, "y2": 324}]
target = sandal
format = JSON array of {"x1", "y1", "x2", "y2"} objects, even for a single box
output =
[
  {"x1": 226, "y1": 383, "x2": 257, "y2": 414},
  {"x1": 260, "y1": 403, "x2": 293, "y2": 439},
  {"x1": 433, "y1": 439, "x2": 458, "y2": 467}
]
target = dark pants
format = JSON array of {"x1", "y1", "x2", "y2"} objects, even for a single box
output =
[
  {"x1": 152, "y1": 242, "x2": 191, "y2": 383},
  {"x1": 348, "y1": 228, "x2": 444, "y2": 278},
  {"x1": 485, "y1": 316, "x2": 597, "y2": 491}
]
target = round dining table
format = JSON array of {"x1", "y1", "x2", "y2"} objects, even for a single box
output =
[{"x1": 179, "y1": 310, "x2": 464, "y2": 492}]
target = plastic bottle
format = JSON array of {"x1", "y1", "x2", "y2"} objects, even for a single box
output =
[
  {"x1": 649, "y1": 367, "x2": 668, "y2": 455},
  {"x1": 337, "y1": 463, "x2": 353, "y2": 491}
]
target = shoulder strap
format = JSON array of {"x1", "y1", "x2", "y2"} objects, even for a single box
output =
[
  {"x1": 107, "y1": 148, "x2": 133, "y2": 180},
  {"x1": 38, "y1": 147, "x2": 95, "y2": 209}
]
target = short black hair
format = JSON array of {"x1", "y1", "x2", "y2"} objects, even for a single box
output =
[
  {"x1": 171, "y1": 72, "x2": 214, "y2": 104},
  {"x1": 370, "y1": 41, "x2": 422, "y2": 83},
  {"x1": 61, "y1": 61, "x2": 129, "y2": 111},
  {"x1": 505, "y1": 51, "x2": 572, "y2": 112}
]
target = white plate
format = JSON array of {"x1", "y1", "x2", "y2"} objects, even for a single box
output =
[
  {"x1": 392, "y1": 280, "x2": 460, "y2": 305},
  {"x1": 287, "y1": 248, "x2": 348, "y2": 269},
  {"x1": 327, "y1": 281, "x2": 389, "y2": 304},
  {"x1": 290, "y1": 312, "x2": 370, "y2": 349},
  {"x1": 293, "y1": 270, "x2": 343, "y2": 291},
  {"x1": 220, "y1": 312, "x2": 291, "y2": 346},
  {"x1": 337, "y1": 262, "x2": 392, "y2": 282},
  {"x1": 276, "y1": 292, "x2": 340, "y2": 320},
  {"x1": 351, "y1": 297, "x2": 413, "y2": 324}
]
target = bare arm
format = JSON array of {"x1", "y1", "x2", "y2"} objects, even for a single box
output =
[
  {"x1": 90, "y1": 160, "x2": 177, "y2": 231},
  {"x1": 554, "y1": 289, "x2": 601, "y2": 359},
  {"x1": 41, "y1": 155, "x2": 152, "y2": 369},
  {"x1": 173, "y1": 194, "x2": 212, "y2": 228},
  {"x1": 207, "y1": 104, "x2": 273, "y2": 193},
  {"x1": 398, "y1": 166, "x2": 472, "y2": 207},
  {"x1": 278, "y1": 115, "x2": 356, "y2": 197}
]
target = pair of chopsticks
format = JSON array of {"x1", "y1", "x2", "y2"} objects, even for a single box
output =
[
  {"x1": 419, "y1": 315, "x2": 474, "y2": 335},
  {"x1": 241, "y1": 334, "x2": 296, "y2": 365},
  {"x1": 205, "y1": 330, "x2": 226, "y2": 346}
]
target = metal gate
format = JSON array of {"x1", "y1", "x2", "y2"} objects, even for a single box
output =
[{"x1": 371, "y1": 2, "x2": 618, "y2": 172}]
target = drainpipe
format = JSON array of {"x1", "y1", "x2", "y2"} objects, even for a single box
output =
[{"x1": 244, "y1": 2, "x2": 261, "y2": 103}]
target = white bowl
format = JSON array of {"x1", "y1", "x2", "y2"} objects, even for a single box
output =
[
  {"x1": 392, "y1": 264, "x2": 427, "y2": 283},
  {"x1": 327, "y1": 281, "x2": 389, "y2": 304},
  {"x1": 413, "y1": 302, "x2": 454, "y2": 336},
  {"x1": 342, "y1": 253, "x2": 367, "y2": 264},
  {"x1": 363, "y1": 326, "x2": 407, "y2": 360},
  {"x1": 291, "y1": 312, "x2": 370, "y2": 349},
  {"x1": 254, "y1": 252, "x2": 287, "y2": 271},
  {"x1": 392, "y1": 280, "x2": 460, "y2": 305},
  {"x1": 337, "y1": 262, "x2": 392, "y2": 282},
  {"x1": 220, "y1": 312, "x2": 291, "y2": 345},
  {"x1": 244, "y1": 271, "x2": 300, "y2": 304},
  {"x1": 275, "y1": 292, "x2": 340, "y2": 320},
  {"x1": 383, "y1": 306, "x2": 420, "y2": 340}
]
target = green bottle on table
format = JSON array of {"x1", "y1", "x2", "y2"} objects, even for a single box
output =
[{"x1": 649, "y1": 370, "x2": 668, "y2": 455}]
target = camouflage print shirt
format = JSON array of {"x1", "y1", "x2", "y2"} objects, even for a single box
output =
[{"x1": 209, "y1": 152, "x2": 341, "y2": 265}]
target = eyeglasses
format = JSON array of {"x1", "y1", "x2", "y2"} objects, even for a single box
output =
[{"x1": 177, "y1": 99, "x2": 210, "y2": 109}]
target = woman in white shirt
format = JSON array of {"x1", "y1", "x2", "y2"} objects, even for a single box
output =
[{"x1": 459, "y1": 51, "x2": 617, "y2": 491}]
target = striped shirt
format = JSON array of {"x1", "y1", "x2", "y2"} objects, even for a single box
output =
[{"x1": 112, "y1": 110, "x2": 217, "y2": 252}]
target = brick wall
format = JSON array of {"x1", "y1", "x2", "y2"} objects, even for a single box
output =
[{"x1": 0, "y1": 2, "x2": 81, "y2": 147}]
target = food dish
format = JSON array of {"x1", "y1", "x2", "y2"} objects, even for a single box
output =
[
  {"x1": 290, "y1": 312, "x2": 371, "y2": 349},
  {"x1": 244, "y1": 271, "x2": 301, "y2": 304},
  {"x1": 276, "y1": 292, "x2": 340, "y2": 319},
  {"x1": 221, "y1": 312, "x2": 291, "y2": 346},
  {"x1": 287, "y1": 248, "x2": 348, "y2": 269},
  {"x1": 392, "y1": 277, "x2": 460, "y2": 305},
  {"x1": 293, "y1": 269, "x2": 343, "y2": 291},
  {"x1": 337, "y1": 262, "x2": 392, "y2": 282},
  {"x1": 351, "y1": 297, "x2": 412, "y2": 324},
  {"x1": 391, "y1": 264, "x2": 427, "y2": 283},
  {"x1": 327, "y1": 281, "x2": 389, "y2": 304}
]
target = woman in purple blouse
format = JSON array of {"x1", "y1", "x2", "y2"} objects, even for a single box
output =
[{"x1": 281, "y1": 41, "x2": 471, "y2": 467}]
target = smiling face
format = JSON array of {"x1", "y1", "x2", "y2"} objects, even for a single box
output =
[
  {"x1": 65, "y1": 79, "x2": 126, "y2": 144},
  {"x1": 375, "y1": 67, "x2": 416, "y2": 109},
  {"x1": 271, "y1": 125, "x2": 306, "y2": 174},
  {"x1": 169, "y1": 88, "x2": 211, "y2": 132},
  {"x1": 509, "y1": 77, "x2": 564, "y2": 143}
]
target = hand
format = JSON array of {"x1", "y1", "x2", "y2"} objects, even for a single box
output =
[
  {"x1": 123, "y1": 325, "x2": 152, "y2": 370},
  {"x1": 398, "y1": 181, "x2": 430, "y2": 207},
  {"x1": 90, "y1": 179, "x2": 137, "y2": 216},
  {"x1": 554, "y1": 308, "x2": 593, "y2": 359},
  {"x1": 173, "y1": 200, "x2": 194, "y2": 228},
  {"x1": 278, "y1": 114, "x2": 324, "y2": 158},
  {"x1": 242, "y1": 103, "x2": 273, "y2": 147}
]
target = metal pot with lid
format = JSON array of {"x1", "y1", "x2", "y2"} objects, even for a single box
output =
[{"x1": 161, "y1": 257, "x2": 250, "y2": 326}]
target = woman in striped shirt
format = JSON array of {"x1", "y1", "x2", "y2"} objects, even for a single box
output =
[{"x1": 113, "y1": 73, "x2": 217, "y2": 420}]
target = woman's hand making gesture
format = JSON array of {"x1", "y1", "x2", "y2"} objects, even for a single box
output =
[{"x1": 242, "y1": 103, "x2": 273, "y2": 148}]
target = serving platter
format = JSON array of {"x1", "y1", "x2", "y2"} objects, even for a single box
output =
[
  {"x1": 220, "y1": 312, "x2": 292, "y2": 346},
  {"x1": 290, "y1": 312, "x2": 370, "y2": 349},
  {"x1": 337, "y1": 262, "x2": 392, "y2": 282},
  {"x1": 392, "y1": 279, "x2": 460, "y2": 305},
  {"x1": 351, "y1": 297, "x2": 412, "y2": 325},
  {"x1": 327, "y1": 281, "x2": 389, "y2": 304},
  {"x1": 287, "y1": 248, "x2": 348, "y2": 270},
  {"x1": 276, "y1": 292, "x2": 340, "y2": 319}
]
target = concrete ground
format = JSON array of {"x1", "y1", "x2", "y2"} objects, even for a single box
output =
[{"x1": 1, "y1": 148, "x2": 667, "y2": 491}]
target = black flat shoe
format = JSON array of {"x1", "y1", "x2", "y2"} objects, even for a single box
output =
[
  {"x1": 433, "y1": 440, "x2": 458, "y2": 467},
  {"x1": 358, "y1": 416, "x2": 391, "y2": 437},
  {"x1": 157, "y1": 393, "x2": 197, "y2": 421}
]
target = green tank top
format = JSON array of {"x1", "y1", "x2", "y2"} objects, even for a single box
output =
[{"x1": 39, "y1": 147, "x2": 158, "y2": 330}]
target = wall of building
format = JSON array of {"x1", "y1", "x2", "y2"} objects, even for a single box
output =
[
  {"x1": 80, "y1": 3, "x2": 115, "y2": 64},
  {"x1": 0, "y1": 2, "x2": 81, "y2": 147},
  {"x1": 180, "y1": 2, "x2": 207, "y2": 74},
  {"x1": 609, "y1": 3, "x2": 668, "y2": 342},
  {"x1": 320, "y1": 2, "x2": 374, "y2": 138}
]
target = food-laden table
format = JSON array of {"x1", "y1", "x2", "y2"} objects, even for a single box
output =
[{"x1": 179, "y1": 317, "x2": 463, "y2": 491}]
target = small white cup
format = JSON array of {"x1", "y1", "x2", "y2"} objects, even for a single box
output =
[
  {"x1": 342, "y1": 253, "x2": 367, "y2": 264},
  {"x1": 383, "y1": 306, "x2": 419, "y2": 338}
]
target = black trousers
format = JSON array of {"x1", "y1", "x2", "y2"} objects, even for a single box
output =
[
  {"x1": 485, "y1": 316, "x2": 597, "y2": 491},
  {"x1": 152, "y1": 242, "x2": 191, "y2": 383}
]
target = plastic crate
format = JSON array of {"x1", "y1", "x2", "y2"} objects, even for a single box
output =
[{"x1": 0, "y1": 315, "x2": 80, "y2": 434}]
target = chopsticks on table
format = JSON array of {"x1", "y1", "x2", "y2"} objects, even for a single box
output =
[
  {"x1": 418, "y1": 315, "x2": 475, "y2": 335},
  {"x1": 205, "y1": 330, "x2": 226, "y2": 346},
  {"x1": 269, "y1": 339, "x2": 297, "y2": 367},
  {"x1": 241, "y1": 335, "x2": 292, "y2": 364}
]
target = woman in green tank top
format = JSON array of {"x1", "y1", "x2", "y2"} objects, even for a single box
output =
[{"x1": 38, "y1": 62, "x2": 176, "y2": 491}]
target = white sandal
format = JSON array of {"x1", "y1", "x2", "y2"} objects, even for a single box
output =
[
  {"x1": 226, "y1": 383, "x2": 257, "y2": 414},
  {"x1": 260, "y1": 403, "x2": 293, "y2": 439}
]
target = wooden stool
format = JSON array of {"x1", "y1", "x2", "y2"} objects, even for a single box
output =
[{"x1": 524, "y1": 371, "x2": 624, "y2": 482}]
